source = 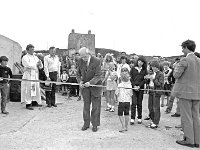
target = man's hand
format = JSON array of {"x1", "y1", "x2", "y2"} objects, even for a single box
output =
[
  {"x1": 84, "y1": 82, "x2": 91, "y2": 87},
  {"x1": 80, "y1": 81, "x2": 85, "y2": 88},
  {"x1": 144, "y1": 75, "x2": 149, "y2": 79},
  {"x1": 134, "y1": 86, "x2": 140, "y2": 91}
]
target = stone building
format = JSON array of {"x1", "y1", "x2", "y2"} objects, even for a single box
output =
[
  {"x1": 68, "y1": 29, "x2": 95, "y2": 56},
  {"x1": 0, "y1": 34, "x2": 22, "y2": 74}
]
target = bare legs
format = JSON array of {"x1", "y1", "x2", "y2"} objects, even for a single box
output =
[{"x1": 119, "y1": 115, "x2": 129, "y2": 132}]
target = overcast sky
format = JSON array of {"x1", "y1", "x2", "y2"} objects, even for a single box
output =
[{"x1": 0, "y1": 0, "x2": 200, "y2": 56}]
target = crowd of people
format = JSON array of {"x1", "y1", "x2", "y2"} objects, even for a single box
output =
[{"x1": 0, "y1": 39, "x2": 199, "y2": 148}]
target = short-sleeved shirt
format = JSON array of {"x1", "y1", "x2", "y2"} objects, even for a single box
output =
[
  {"x1": 0, "y1": 65, "x2": 12, "y2": 84},
  {"x1": 116, "y1": 81, "x2": 132, "y2": 102}
]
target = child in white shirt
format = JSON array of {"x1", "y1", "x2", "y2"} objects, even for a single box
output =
[
  {"x1": 60, "y1": 70, "x2": 69, "y2": 92},
  {"x1": 115, "y1": 67, "x2": 133, "y2": 132}
]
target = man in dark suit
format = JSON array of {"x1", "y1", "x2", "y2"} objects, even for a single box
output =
[
  {"x1": 76, "y1": 47, "x2": 102, "y2": 132},
  {"x1": 172, "y1": 40, "x2": 200, "y2": 148}
]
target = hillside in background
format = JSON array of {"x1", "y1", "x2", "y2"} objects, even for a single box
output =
[
  {"x1": 35, "y1": 48, "x2": 182, "y2": 63},
  {"x1": 95, "y1": 48, "x2": 181, "y2": 63}
]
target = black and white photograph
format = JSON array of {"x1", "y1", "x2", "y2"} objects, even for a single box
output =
[{"x1": 0, "y1": 0, "x2": 200, "y2": 149}]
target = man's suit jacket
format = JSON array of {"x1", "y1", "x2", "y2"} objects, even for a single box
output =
[
  {"x1": 171, "y1": 53, "x2": 200, "y2": 100},
  {"x1": 76, "y1": 55, "x2": 102, "y2": 97}
]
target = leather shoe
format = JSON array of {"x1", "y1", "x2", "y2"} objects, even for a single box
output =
[
  {"x1": 194, "y1": 144, "x2": 199, "y2": 148},
  {"x1": 34, "y1": 104, "x2": 43, "y2": 107},
  {"x1": 47, "y1": 104, "x2": 52, "y2": 108},
  {"x1": 26, "y1": 107, "x2": 34, "y2": 110},
  {"x1": 51, "y1": 104, "x2": 57, "y2": 107},
  {"x1": 81, "y1": 126, "x2": 89, "y2": 131},
  {"x1": 2, "y1": 111, "x2": 9, "y2": 114},
  {"x1": 176, "y1": 140, "x2": 194, "y2": 148},
  {"x1": 171, "y1": 113, "x2": 180, "y2": 117},
  {"x1": 92, "y1": 126, "x2": 98, "y2": 132},
  {"x1": 175, "y1": 124, "x2": 182, "y2": 128},
  {"x1": 144, "y1": 117, "x2": 150, "y2": 120}
]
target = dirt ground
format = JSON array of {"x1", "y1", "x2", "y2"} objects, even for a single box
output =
[{"x1": 0, "y1": 93, "x2": 196, "y2": 150}]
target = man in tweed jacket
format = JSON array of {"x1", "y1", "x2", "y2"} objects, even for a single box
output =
[{"x1": 171, "y1": 40, "x2": 200, "y2": 148}]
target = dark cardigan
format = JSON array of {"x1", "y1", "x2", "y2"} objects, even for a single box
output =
[{"x1": 130, "y1": 67, "x2": 147, "y2": 88}]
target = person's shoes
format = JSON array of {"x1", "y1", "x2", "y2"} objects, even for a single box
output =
[
  {"x1": 138, "y1": 119, "x2": 142, "y2": 124},
  {"x1": 51, "y1": 104, "x2": 57, "y2": 107},
  {"x1": 2, "y1": 111, "x2": 9, "y2": 114},
  {"x1": 34, "y1": 104, "x2": 43, "y2": 107},
  {"x1": 119, "y1": 129, "x2": 126, "y2": 133},
  {"x1": 77, "y1": 96, "x2": 81, "y2": 101},
  {"x1": 31, "y1": 101, "x2": 42, "y2": 107},
  {"x1": 150, "y1": 123, "x2": 158, "y2": 129},
  {"x1": 130, "y1": 119, "x2": 135, "y2": 125},
  {"x1": 171, "y1": 113, "x2": 180, "y2": 117},
  {"x1": 144, "y1": 117, "x2": 150, "y2": 120},
  {"x1": 105, "y1": 107, "x2": 111, "y2": 111},
  {"x1": 146, "y1": 122, "x2": 153, "y2": 128},
  {"x1": 176, "y1": 140, "x2": 194, "y2": 148},
  {"x1": 47, "y1": 104, "x2": 52, "y2": 108},
  {"x1": 175, "y1": 124, "x2": 182, "y2": 128},
  {"x1": 26, "y1": 107, "x2": 34, "y2": 110},
  {"x1": 81, "y1": 126, "x2": 89, "y2": 131},
  {"x1": 109, "y1": 108, "x2": 115, "y2": 112},
  {"x1": 92, "y1": 126, "x2": 98, "y2": 132},
  {"x1": 194, "y1": 144, "x2": 199, "y2": 148}
]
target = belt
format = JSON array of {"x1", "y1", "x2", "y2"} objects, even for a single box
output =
[{"x1": 49, "y1": 71, "x2": 58, "y2": 73}]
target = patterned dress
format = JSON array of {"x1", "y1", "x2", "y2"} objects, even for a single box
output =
[{"x1": 106, "y1": 71, "x2": 118, "y2": 91}]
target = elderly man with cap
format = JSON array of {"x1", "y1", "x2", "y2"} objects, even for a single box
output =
[{"x1": 76, "y1": 47, "x2": 102, "y2": 132}]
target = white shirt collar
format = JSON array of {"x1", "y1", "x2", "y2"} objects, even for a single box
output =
[
  {"x1": 87, "y1": 55, "x2": 91, "y2": 66},
  {"x1": 135, "y1": 66, "x2": 142, "y2": 72},
  {"x1": 186, "y1": 52, "x2": 194, "y2": 57},
  {"x1": 27, "y1": 53, "x2": 34, "y2": 57}
]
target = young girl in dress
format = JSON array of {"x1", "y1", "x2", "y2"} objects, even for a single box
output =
[
  {"x1": 116, "y1": 67, "x2": 133, "y2": 132},
  {"x1": 102, "y1": 62, "x2": 118, "y2": 112}
]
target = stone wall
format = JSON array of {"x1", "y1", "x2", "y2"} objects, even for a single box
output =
[
  {"x1": 0, "y1": 34, "x2": 22, "y2": 74},
  {"x1": 68, "y1": 29, "x2": 95, "y2": 55}
]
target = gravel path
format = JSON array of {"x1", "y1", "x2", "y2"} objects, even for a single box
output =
[{"x1": 0, "y1": 93, "x2": 194, "y2": 150}]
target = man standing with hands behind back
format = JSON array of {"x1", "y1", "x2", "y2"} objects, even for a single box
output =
[
  {"x1": 172, "y1": 40, "x2": 200, "y2": 148},
  {"x1": 77, "y1": 47, "x2": 102, "y2": 132},
  {"x1": 44, "y1": 47, "x2": 61, "y2": 108}
]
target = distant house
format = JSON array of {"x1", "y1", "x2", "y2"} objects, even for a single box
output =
[{"x1": 0, "y1": 34, "x2": 22, "y2": 74}]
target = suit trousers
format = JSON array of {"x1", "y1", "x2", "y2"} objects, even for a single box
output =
[
  {"x1": 82, "y1": 87, "x2": 101, "y2": 127},
  {"x1": 166, "y1": 96, "x2": 180, "y2": 114},
  {"x1": 179, "y1": 98, "x2": 200, "y2": 145},
  {"x1": 45, "y1": 72, "x2": 57, "y2": 105},
  {"x1": 131, "y1": 90, "x2": 144, "y2": 120}
]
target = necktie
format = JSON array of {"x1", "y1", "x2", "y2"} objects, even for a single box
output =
[{"x1": 85, "y1": 61, "x2": 88, "y2": 72}]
